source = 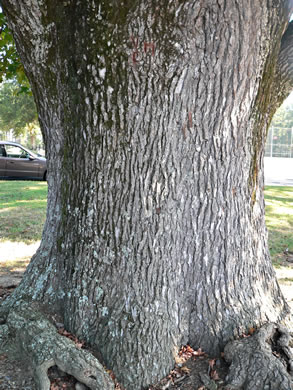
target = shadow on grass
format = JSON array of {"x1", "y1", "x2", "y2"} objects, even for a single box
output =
[
  {"x1": 0, "y1": 207, "x2": 46, "y2": 242},
  {"x1": 0, "y1": 181, "x2": 47, "y2": 242},
  {"x1": 265, "y1": 186, "x2": 293, "y2": 267},
  {"x1": 265, "y1": 195, "x2": 293, "y2": 204},
  {"x1": 0, "y1": 258, "x2": 30, "y2": 273}
]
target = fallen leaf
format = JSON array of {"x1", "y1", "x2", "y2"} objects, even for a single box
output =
[
  {"x1": 181, "y1": 366, "x2": 190, "y2": 374},
  {"x1": 248, "y1": 327, "x2": 255, "y2": 335},
  {"x1": 58, "y1": 328, "x2": 85, "y2": 348},
  {"x1": 194, "y1": 348, "x2": 205, "y2": 356},
  {"x1": 210, "y1": 370, "x2": 220, "y2": 380},
  {"x1": 0, "y1": 354, "x2": 7, "y2": 361},
  {"x1": 175, "y1": 355, "x2": 186, "y2": 364}
]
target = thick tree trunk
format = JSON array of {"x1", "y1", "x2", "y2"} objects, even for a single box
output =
[{"x1": 1, "y1": 1, "x2": 293, "y2": 389}]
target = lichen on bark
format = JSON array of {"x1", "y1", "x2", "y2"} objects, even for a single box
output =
[{"x1": 0, "y1": 300, "x2": 114, "y2": 390}]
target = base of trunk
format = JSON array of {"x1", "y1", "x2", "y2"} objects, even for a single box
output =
[{"x1": 1, "y1": 299, "x2": 292, "y2": 390}]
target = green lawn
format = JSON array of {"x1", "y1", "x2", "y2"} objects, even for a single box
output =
[
  {"x1": 0, "y1": 181, "x2": 292, "y2": 268},
  {"x1": 0, "y1": 180, "x2": 47, "y2": 243},
  {"x1": 265, "y1": 186, "x2": 293, "y2": 266}
]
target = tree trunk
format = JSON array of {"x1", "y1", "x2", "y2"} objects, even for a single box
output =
[{"x1": 1, "y1": 1, "x2": 293, "y2": 389}]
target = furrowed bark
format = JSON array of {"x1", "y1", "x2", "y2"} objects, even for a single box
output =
[
  {"x1": 277, "y1": 21, "x2": 293, "y2": 100},
  {"x1": 1, "y1": 1, "x2": 292, "y2": 389}
]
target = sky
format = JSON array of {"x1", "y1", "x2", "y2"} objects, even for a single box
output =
[{"x1": 283, "y1": 92, "x2": 293, "y2": 107}]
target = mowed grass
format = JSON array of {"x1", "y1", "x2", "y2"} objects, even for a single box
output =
[
  {"x1": 265, "y1": 186, "x2": 293, "y2": 267},
  {"x1": 0, "y1": 180, "x2": 47, "y2": 243}
]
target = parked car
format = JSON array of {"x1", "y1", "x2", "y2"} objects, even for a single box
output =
[{"x1": 0, "y1": 141, "x2": 47, "y2": 180}]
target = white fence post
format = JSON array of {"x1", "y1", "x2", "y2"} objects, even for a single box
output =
[{"x1": 270, "y1": 127, "x2": 274, "y2": 157}]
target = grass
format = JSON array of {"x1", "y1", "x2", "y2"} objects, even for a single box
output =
[
  {"x1": 0, "y1": 259, "x2": 31, "y2": 274},
  {"x1": 265, "y1": 186, "x2": 293, "y2": 267},
  {"x1": 0, "y1": 180, "x2": 47, "y2": 243}
]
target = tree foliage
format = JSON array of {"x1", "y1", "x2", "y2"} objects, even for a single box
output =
[
  {"x1": 0, "y1": 9, "x2": 29, "y2": 92},
  {"x1": 0, "y1": 9, "x2": 39, "y2": 142},
  {"x1": 0, "y1": 80, "x2": 38, "y2": 137},
  {"x1": 271, "y1": 97, "x2": 293, "y2": 128}
]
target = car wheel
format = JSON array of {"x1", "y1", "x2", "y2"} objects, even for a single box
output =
[{"x1": 43, "y1": 171, "x2": 47, "y2": 181}]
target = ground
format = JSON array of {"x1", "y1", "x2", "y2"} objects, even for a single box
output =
[{"x1": 0, "y1": 242, "x2": 293, "y2": 390}]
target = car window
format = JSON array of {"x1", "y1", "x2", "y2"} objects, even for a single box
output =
[
  {"x1": 0, "y1": 145, "x2": 6, "y2": 157},
  {"x1": 5, "y1": 145, "x2": 29, "y2": 158}
]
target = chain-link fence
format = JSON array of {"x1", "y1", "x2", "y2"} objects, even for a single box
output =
[{"x1": 265, "y1": 127, "x2": 293, "y2": 158}]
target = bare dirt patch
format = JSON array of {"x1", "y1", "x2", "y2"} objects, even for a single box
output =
[
  {"x1": 0, "y1": 353, "x2": 36, "y2": 390},
  {"x1": 0, "y1": 241, "x2": 39, "y2": 287}
]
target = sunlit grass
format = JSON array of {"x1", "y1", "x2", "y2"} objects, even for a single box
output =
[
  {"x1": 0, "y1": 180, "x2": 47, "y2": 242},
  {"x1": 265, "y1": 186, "x2": 293, "y2": 266}
]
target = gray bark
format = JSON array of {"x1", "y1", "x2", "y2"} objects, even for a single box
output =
[
  {"x1": 1, "y1": 1, "x2": 293, "y2": 389},
  {"x1": 224, "y1": 323, "x2": 293, "y2": 390},
  {"x1": 0, "y1": 300, "x2": 114, "y2": 390}
]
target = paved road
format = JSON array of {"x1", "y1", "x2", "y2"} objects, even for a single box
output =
[
  {"x1": 265, "y1": 178, "x2": 293, "y2": 186},
  {"x1": 264, "y1": 157, "x2": 293, "y2": 186}
]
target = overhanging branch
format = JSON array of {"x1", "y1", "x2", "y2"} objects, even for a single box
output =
[{"x1": 277, "y1": 20, "x2": 293, "y2": 96}]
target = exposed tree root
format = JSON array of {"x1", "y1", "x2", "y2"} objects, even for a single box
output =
[
  {"x1": 0, "y1": 300, "x2": 114, "y2": 390},
  {"x1": 1, "y1": 303, "x2": 293, "y2": 390},
  {"x1": 224, "y1": 323, "x2": 293, "y2": 390}
]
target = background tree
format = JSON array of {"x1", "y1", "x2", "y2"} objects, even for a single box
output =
[
  {"x1": 0, "y1": 8, "x2": 29, "y2": 92},
  {"x1": 271, "y1": 99, "x2": 293, "y2": 128},
  {"x1": 0, "y1": 10, "x2": 40, "y2": 147},
  {"x1": 0, "y1": 79, "x2": 39, "y2": 139},
  {"x1": 0, "y1": 1, "x2": 293, "y2": 390}
]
